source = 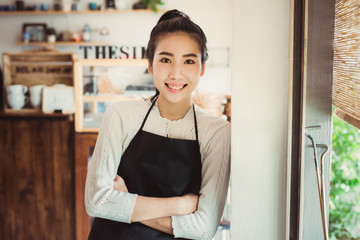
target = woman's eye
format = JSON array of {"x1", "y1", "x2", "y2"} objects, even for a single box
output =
[
  {"x1": 160, "y1": 58, "x2": 171, "y2": 63},
  {"x1": 185, "y1": 59, "x2": 195, "y2": 64}
]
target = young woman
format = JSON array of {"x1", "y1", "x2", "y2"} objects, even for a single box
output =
[{"x1": 85, "y1": 9, "x2": 230, "y2": 240}]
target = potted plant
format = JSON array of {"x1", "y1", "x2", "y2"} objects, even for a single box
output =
[
  {"x1": 132, "y1": 0, "x2": 164, "y2": 12},
  {"x1": 46, "y1": 27, "x2": 57, "y2": 43}
]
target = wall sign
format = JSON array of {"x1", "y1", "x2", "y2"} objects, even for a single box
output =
[
  {"x1": 11, "y1": 65, "x2": 72, "y2": 75},
  {"x1": 79, "y1": 45, "x2": 146, "y2": 59}
]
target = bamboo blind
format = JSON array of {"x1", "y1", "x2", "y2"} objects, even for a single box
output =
[{"x1": 333, "y1": 0, "x2": 360, "y2": 128}]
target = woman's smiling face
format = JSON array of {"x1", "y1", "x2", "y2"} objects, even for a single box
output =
[{"x1": 149, "y1": 31, "x2": 205, "y2": 106}]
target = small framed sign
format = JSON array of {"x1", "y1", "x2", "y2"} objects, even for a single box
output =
[
  {"x1": 22, "y1": 23, "x2": 47, "y2": 42},
  {"x1": 42, "y1": 85, "x2": 75, "y2": 113}
]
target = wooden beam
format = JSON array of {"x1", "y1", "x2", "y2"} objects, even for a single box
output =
[{"x1": 334, "y1": 108, "x2": 360, "y2": 129}]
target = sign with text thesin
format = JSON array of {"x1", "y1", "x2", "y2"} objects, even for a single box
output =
[{"x1": 79, "y1": 45, "x2": 146, "y2": 59}]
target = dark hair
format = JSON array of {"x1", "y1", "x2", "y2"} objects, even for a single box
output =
[
  {"x1": 146, "y1": 9, "x2": 208, "y2": 65},
  {"x1": 147, "y1": 9, "x2": 209, "y2": 101}
]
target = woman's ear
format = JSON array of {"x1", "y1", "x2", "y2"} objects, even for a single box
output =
[
  {"x1": 200, "y1": 64, "x2": 205, "y2": 76},
  {"x1": 148, "y1": 62, "x2": 153, "y2": 74}
]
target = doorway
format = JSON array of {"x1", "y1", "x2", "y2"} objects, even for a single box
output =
[
  {"x1": 329, "y1": 0, "x2": 360, "y2": 238},
  {"x1": 329, "y1": 109, "x2": 360, "y2": 239}
]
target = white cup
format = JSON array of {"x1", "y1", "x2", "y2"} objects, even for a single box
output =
[
  {"x1": 62, "y1": 1, "x2": 71, "y2": 12},
  {"x1": 116, "y1": 0, "x2": 128, "y2": 10},
  {"x1": 6, "y1": 84, "x2": 28, "y2": 110},
  {"x1": 30, "y1": 85, "x2": 46, "y2": 109}
]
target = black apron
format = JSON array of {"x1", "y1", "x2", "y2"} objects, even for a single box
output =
[{"x1": 88, "y1": 99, "x2": 202, "y2": 240}]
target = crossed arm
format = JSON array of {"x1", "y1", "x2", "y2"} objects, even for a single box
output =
[
  {"x1": 85, "y1": 104, "x2": 231, "y2": 239},
  {"x1": 113, "y1": 175, "x2": 199, "y2": 235}
]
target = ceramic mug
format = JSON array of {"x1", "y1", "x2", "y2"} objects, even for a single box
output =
[
  {"x1": 62, "y1": 1, "x2": 71, "y2": 12},
  {"x1": 42, "y1": 3, "x2": 49, "y2": 11},
  {"x1": 7, "y1": 84, "x2": 28, "y2": 110},
  {"x1": 29, "y1": 85, "x2": 45, "y2": 109},
  {"x1": 89, "y1": 2, "x2": 97, "y2": 10}
]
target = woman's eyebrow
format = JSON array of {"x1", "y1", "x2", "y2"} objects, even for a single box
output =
[
  {"x1": 183, "y1": 53, "x2": 198, "y2": 58},
  {"x1": 158, "y1": 52, "x2": 198, "y2": 58},
  {"x1": 158, "y1": 51, "x2": 173, "y2": 56}
]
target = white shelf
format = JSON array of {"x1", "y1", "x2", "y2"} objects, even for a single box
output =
[
  {"x1": 78, "y1": 58, "x2": 148, "y2": 66},
  {"x1": 0, "y1": 9, "x2": 160, "y2": 16},
  {"x1": 82, "y1": 95, "x2": 135, "y2": 102},
  {"x1": 74, "y1": 59, "x2": 150, "y2": 132}
]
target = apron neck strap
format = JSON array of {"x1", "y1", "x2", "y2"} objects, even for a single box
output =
[
  {"x1": 140, "y1": 97, "x2": 199, "y2": 142},
  {"x1": 140, "y1": 97, "x2": 158, "y2": 131},
  {"x1": 192, "y1": 104, "x2": 199, "y2": 142}
]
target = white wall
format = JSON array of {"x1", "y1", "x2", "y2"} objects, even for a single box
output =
[
  {"x1": 0, "y1": 0, "x2": 231, "y2": 94},
  {"x1": 231, "y1": 0, "x2": 290, "y2": 239}
]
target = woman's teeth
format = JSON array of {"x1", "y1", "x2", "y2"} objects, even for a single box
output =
[{"x1": 166, "y1": 84, "x2": 186, "y2": 90}]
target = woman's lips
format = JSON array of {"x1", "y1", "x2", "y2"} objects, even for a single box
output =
[{"x1": 165, "y1": 83, "x2": 187, "y2": 92}]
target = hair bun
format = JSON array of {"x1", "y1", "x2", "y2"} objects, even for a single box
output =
[
  {"x1": 147, "y1": 9, "x2": 208, "y2": 68},
  {"x1": 157, "y1": 9, "x2": 190, "y2": 24}
]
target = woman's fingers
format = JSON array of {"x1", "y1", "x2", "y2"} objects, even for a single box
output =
[
  {"x1": 113, "y1": 175, "x2": 129, "y2": 192},
  {"x1": 181, "y1": 193, "x2": 199, "y2": 214}
]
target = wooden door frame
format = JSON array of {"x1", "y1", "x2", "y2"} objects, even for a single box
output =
[
  {"x1": 289, "y1": 0, "x2": 335, "y2": 239},
  {"x1": 289, "y1": 0, "x2": 305, "y2": 239},
  {"x1": 74, "y1": 133, "x2": 98, "y2": 240}
]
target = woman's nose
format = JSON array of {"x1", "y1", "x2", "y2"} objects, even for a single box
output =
[{"x1": 168, "y1": 63, "x2": 183, "y2": 80}]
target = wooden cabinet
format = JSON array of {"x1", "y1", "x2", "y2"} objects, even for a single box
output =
[{"x1": 0, "y1": 116, "x2": 75, "y2": 240}]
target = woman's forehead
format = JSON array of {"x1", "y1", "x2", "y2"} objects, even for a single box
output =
[{"x1": 155, "y1": 32, "x2": 201, "y2": 55}]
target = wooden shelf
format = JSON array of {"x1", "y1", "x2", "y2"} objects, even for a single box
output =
[
  {"x1": 334, "y1": 108, "x2": 360, "y2": 129},
  {"x1": 17, "y1": 41, "x2": 114, "y2": 46},
  {"x1": 0, "y1": 108, "x2": 74, "y2": 119},
  {"x1": 0, "y1": 9, "x2": 160, "y2": 16},
  {"x1": 2, "y1": 52, "x2": 77, "y2": 118}
]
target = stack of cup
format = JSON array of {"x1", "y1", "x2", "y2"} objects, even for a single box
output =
[
  {"x1": 6, "y1": 84, "x2": 46, "y2": 110},
  {"x1": 29, "y1": 85, "x2": 46, "y2": 109},
  {"x1": 6, "y1": 84, "x2": 28, "y2": 110}
]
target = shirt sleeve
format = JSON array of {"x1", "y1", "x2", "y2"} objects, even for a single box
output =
[
  {"x1": 171, "y1": 123, "x2": 231, "y2": 239},
  {"x1": 84, "y1": 104, "x2": 138, "y2": 223}
]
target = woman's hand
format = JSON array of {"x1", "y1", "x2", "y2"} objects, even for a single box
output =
[
  {"x1": 113, "y1": 175, "x2": 129, "y2": 192},
  {"x1": 178, "y1": 193, "x2": 199, "y2": 215}
]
